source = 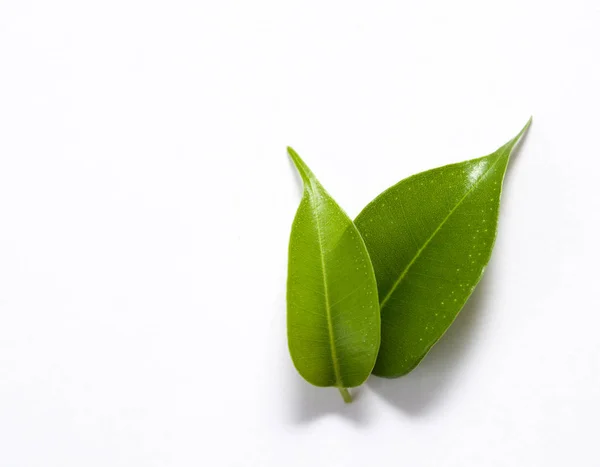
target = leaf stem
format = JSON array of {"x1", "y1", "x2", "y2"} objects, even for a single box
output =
[{"x1": 338, "y1": 388, "x2": 352, "y2": 403}]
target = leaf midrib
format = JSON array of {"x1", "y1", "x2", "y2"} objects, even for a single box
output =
[
  {"x1": 311, "y1": 191, "x2": 344, "y2": 388},
  {"x1": 379, "y1": 154, "x2": 505, "y2": 309}
]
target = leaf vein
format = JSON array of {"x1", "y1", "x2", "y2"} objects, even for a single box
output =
[{"x1": 379, "y1": 155, "x2": 503, "y2": 309}]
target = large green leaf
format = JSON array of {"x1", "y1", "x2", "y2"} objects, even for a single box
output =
[
  {"x1": 355, "y1": 119, "x2": 531, "y2": 378},
  {"x1": 286, "y1": 148, "x2": 380, "y2": 402}
]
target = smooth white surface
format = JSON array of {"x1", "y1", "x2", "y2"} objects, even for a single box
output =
[{"x1": 0, "y1": 1, "x2": 598, "y2": 466}]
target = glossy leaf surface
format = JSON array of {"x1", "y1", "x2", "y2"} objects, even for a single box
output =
[
  {"x1": 355, "y1": 120, "x2": 531, "y2": 378},
  {"x1": 287, "y1": 148, "x2": 380, "y2": 397}
]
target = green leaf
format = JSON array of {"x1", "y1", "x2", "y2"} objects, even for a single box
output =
[
  {"x1": 355, "y1": 119, "x2": 531, "y2": 378},
  {"x1": 286, "y1": 147, "x2": 380, "y2": 401}
]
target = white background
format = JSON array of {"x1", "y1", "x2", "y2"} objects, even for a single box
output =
[{"x1": 0, "y1": 1, "x2": 598, "y2": 466}]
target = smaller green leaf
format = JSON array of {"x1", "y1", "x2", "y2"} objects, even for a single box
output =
[
  {"x1": 355, "y1": 119, "x2": 531, "y2": 378},
  {"x1": 286, "y1": 148, "x2": 380, "y2": 402}
]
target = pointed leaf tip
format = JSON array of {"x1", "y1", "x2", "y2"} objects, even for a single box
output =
[
  {"x1": 513, "y1": 116, "x2": 533, "y2": 145},
  {"x1": 287, "y1": 147, "x2": 313, "y2": 186}
]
